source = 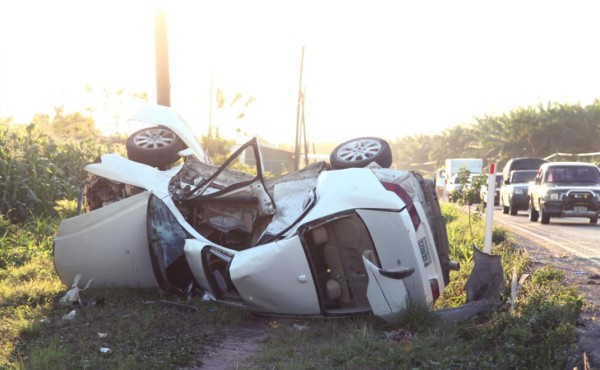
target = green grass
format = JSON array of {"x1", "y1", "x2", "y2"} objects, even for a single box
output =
[
  {"x1": 0, "y1": 201, "x2": 584, "y2": 369},
  {"x1": 0, "y1": 255, "x2": 247, "y2": 369}
]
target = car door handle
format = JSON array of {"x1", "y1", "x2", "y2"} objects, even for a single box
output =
[{"x1": 379, "y1": 266, "x2": 415, "y2": 280}]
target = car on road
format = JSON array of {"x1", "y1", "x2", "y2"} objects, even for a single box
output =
[
  {"x1": 528, "y1": 162, "x2": 600, "y2": 224},
  {"x1": 500, "y1": 170, "x2": 537, "y2": 215},
  {"x1": 480, "y1": 174, "x2": 503, "y2": 207},
  {"x1": 501, "y1": 157, "x2": 547, "y2": 182},
  {"x1": 53, "y1": 104, "x2": 456, "y2": 323}
]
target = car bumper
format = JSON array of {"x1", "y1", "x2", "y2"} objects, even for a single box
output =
[
  {"x1": 541, "y1": 199, "x2": 599, "y2": 218},
  {"x1": 510, "y1": 193, "x2": 529, "y2": 210}
]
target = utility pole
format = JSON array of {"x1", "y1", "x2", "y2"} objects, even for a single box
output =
[
  {"x1": 294, "y1": 46, "x2": 305, "y2": 171},
  {"x1": 154, "y1": 5, "x2": 170, "y2": 107},
  {"x1": 208, "y1": 73, "x2": 213, "y2": 134}
]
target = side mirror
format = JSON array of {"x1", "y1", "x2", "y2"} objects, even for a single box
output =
[{"x1": 504, "y1": 179, "x2": 510, "y2": 185}]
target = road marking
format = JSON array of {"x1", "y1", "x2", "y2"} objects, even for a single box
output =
[{"x1": 496, "y1": 218, "x2": 600, "y2": 267}]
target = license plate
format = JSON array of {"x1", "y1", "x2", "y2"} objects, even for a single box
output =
[
  {"x1": 574, "y1": 206, "x2": 587, "y2": 213},
  {"x1": 418, "y1": 237, "x2": 432, "y2": 267}
]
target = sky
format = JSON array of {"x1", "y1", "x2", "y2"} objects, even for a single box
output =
[{"x1": 1, "y1": 1, "x2": 600, "y2": 145}]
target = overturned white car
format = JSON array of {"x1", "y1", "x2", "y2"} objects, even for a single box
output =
[{"x1": 54, "y1": 104, "x2": 455, "y2": 323}]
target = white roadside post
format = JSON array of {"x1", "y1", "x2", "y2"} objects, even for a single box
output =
[
  {"x1": 483, "y1": 163, "x2": 496, "y2": 254},
  {"x1": 443, "y1": 178, "x2": 447, "y2": 202}
]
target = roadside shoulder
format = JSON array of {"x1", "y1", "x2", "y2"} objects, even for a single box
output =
[{"x1": 512, "y1": 234, "x2": 600, "y2": 369}]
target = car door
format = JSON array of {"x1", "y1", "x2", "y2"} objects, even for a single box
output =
[
  {"x1": 356, "y1": 206, "x2": 442, "y2": 323},
  {"x1": 54, "y1": 191, "x2": 160, "y2": 289},
  {"x1": 362, "y1": 256, "x2": 411, "y2": 322}
]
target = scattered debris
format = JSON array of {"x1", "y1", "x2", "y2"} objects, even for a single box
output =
[
  {"x1": 62, "y1": 310, "x2": 76, "y2": 320},
  {"x1": 510, "y1": 268, "x2": 530, "y2": 314},
  {"x1": 292, "y1": 324, "x2": 309, "y2": 331},
  {"x1": 379, "y1": 328, "x2": 413, "y2": 343},
  {"x1": 59, "y1": 274, "x2": 93, "y2": 305},
  {"x1": 434, "y1": 246, "x2": 505, "y2": 324},
  {"x1": 98, "y1": 333, "x2": 108, "y2": 338},
  {"x1": 99, "y1": 347, "x2": 112, "y2": 354},
  {"x1": 465, "y1": 246, "x2": 504, "y2": 303},
  {"x1": 434, "y1": 300, "x2": 498, "y2": 324}
]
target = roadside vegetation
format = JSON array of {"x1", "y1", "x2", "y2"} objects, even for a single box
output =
[
  {"x1": 0, "y1": 113, "x2": 587, "y2": 369},
  {"x1": 390, "y1": 100, "x2": 600, "y2": 174},
  {"x1": 0, "y1": 201, "x2": 584, "y2": 369}
]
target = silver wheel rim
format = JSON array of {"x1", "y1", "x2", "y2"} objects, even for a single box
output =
[
  {"x1": 336, "y1": 139, "x2": 382, "y2": 162},
  {"x1": 133, "y1": 128, "x2": 177, "y2": 149}
]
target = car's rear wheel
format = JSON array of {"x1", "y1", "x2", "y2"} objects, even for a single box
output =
[
  {"x1": 528, "y1": 201, "x2": 539, "y2": 222},
  {"x1": 509, "y1": 202, "x2": 518, "y2": 216},
  {"x1": 330, "y1": 137, "x2": 392, "y2": 169},
  {"x1": 126, "y1": 126, "x2": 186, "y2": 168},
  {"x1": 590, "y1": 215, "x2": 598, "y2": 224},
  {"x1": 502, "y1": 202, "x2": 509, "y2": 214}
]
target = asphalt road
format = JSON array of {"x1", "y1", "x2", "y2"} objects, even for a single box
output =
[{"x1": 489, "y1": 205, "x2": 600, "y2": 268}]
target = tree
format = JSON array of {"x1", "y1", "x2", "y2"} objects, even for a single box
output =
[
  {"x1": 391, "y1": 135, "x2": 436, "y2": 174},
  {"x1": 200, "y1": 127, "x2": 236, "y2": 164},
  {"x1": 210, "y1": 88, "x2": 255, "y2": 139},
  {"x1": 49, "y1": 107, "x2": 99, "y2": 141}
]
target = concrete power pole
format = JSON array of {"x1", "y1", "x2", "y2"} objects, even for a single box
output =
[
  {"x1": 294, "y1": 46, "x2": 305, "y2": 171},
  {"x1": 154, "y1": 5, "x2": 170, "y2": 107}
]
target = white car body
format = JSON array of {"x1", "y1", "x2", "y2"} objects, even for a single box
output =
[{"x1": 53, "y1": 105, "x2": 450, "y2": 323}]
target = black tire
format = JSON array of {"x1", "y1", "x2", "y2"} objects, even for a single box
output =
[
  {"x1": 528, "y1": 201, "x2": 539, "y2": 222},
  {"x1": 540, "y1": 206, "x2": 550, "y2": 224},
  {"x1": 126, "y1": 126, "x2": 186, "y2": 168},
  {"x1": 590, "y1": 215, "x2": 598, "y2": 224},
  {"x1": 501, "y1": 197, "x2": 509, "y2": 214},
  {"x1": 330, "y1": 137, "x2": 392, "y2": 169},
  {"x1": 509, "y1": 202, "x2": 518, "y2": 216}
]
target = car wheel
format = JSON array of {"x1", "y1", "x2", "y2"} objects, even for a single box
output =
[
  {"x1": 126, "y1": 126, "x2": 186, "y2": 168},
  {"x1": 509, "y1": 203, "x2": 518, "y2": 216},
  {"x1": 540, "y1": 206, "x2": 550, "y2": 224},
  {"x1": 590, "y1": 215, "x2": 598, "y2": 224},
  {"x1": 528, "y1": 201, "x2": 539, "y2": 222},
  {"x1": 501, "y1": 197, "x2": 509, "y2": 214},
  {"x1": 330, "y1": 137, "x2": 392, "y2": 169}
]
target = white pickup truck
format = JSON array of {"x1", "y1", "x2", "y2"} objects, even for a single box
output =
[{"x1": 528, "y1": 162, "x2": 600, "y2": 224}]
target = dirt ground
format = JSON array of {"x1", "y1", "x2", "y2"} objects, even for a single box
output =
[
  {"x1": 192, "y1": 316, "x2": 270, "y2": 370},
  {"x1": 512, "y1": 234, "x2": 600, "y2": 370}
]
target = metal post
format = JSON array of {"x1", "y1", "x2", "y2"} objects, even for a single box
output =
[{"x1": 483, "y1": 163, "x2": 496, "y2": 253}]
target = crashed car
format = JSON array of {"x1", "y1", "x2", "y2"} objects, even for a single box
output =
[{"x1": 54, "y1": 104, "x2": 456, "y2": 323}]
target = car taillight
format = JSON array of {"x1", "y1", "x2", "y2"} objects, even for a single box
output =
[
  {"x1": 381, "y1": 181, "x2": 421, "y2": 229},
  {"x1": 430, "y1": 278, "x2": 440, "y2": 302}
]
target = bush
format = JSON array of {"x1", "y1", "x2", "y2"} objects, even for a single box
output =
[{"x1": 0, "y1": 122, "x2": 123, "y2": 223}]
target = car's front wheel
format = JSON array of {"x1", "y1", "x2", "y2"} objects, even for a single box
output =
[
  {"x1": 540, "y1": 206, "x2": 550, "y2": 224},
  {"x1": 330, "y1": 137, "x2": 392, "y2": 169},
  {"x1": 126, "y1": 126, "x2": 186, "y2": 168}
]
